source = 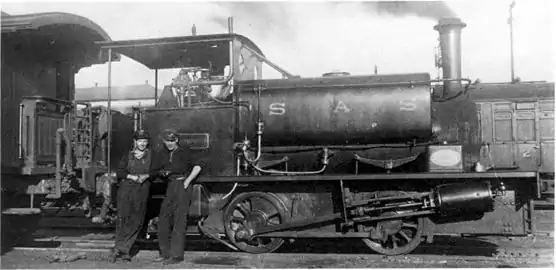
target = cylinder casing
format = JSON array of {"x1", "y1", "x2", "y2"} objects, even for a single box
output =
[{"x1": 436, "y1": 181, "x2": 494, "y2": 216}]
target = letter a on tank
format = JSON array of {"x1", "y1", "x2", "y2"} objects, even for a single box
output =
[{"x1": 334, "y1": 101, "x2": 351, "y2": 113}]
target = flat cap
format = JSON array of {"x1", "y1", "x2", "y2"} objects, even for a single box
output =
[
  {"x1": 159, "y1": 129, "x2": 179, "y2": 142},
  {"x1": 133, "y1": 130, "x2": 150, "y2": 140}
]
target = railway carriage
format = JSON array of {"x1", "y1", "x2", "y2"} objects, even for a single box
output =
[
  {"x1": 95, "y1": 17, "x2": 547, "y2": 255},
  {"x1": 470, "y1": 82, "x2": 555, "y2": 202},
  {"x1": 1, "y1": 12, "x2": 133, "y2": 219}
]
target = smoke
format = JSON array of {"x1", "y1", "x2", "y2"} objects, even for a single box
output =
[
  {"x1": 209, "y1": 2, "x2": 447, "y2": 78},
  {"x1": 212, "y1": 1, "x2": 457, "y2": 36},
  {"x1": 212, "y1": 2, "x2": 296, "y2": 40},
  {"x1": 359, "y1": 1, "x2": 457, "y2": 20}
]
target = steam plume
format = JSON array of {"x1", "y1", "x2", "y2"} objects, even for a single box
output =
[
  {"x1": 359, "y1": 1, "x2": 457, "y2": 20},
  {"x1": 212, "y1": 2, "x2": 295, "y2": 39},
  {"x1": 209, "y1": 2, "x2": 449, "y2": 78}
]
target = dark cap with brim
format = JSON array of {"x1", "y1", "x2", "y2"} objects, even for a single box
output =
[
  {"x1": 134, "y1": 130, "x2": 150, "y2": 140},
  {"x1": 159, "y1": 129, "x2": 179, "y2": 142}
]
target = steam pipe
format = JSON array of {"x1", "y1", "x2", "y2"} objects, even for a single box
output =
[
  {"x1": 242, "y1": 85, "x2": 264, "y2": 164},
  {"x1": 107, "y1": 48, "x2": 112, "y2": 173},
  {"x1": 18, "y1": 104, "x2": 24, "y2": 159},
  {"x1": 53, "y1": 128, "x2": 65, "y2": 199},
  {"x1": 246, "y1": 148, "x2": 330, "y2": 176},
  {"x1": 228, "y1": 16, "x2": 235, "y2": 104},
  {"x1": 133, "y1": 110, "x2": 138, "y2": 131},
  {"x1": 63, "y1": 114, "x2": 73, "y2": 174},
  {"x1": 509, "y1": 1, "x2": 516, "y2": 82},
  {"x1": 154, "y1": 69, "x2": 158, "y2": 108}
]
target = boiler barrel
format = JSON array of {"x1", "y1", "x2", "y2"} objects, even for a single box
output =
[{"x1": 239, "y1": 73, "x2": 432, "y2": 147}]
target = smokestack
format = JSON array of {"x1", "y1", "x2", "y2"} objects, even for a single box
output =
[
  {"x1": 192, "y1": 24, "x2": 197, "y2": 36},
  {"x1": 434, "y1": 18, "x2": 467, "y2": 97}
]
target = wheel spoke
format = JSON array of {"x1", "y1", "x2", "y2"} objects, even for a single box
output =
[
  {"x1": 267, "y1": 211, "x2": 279, "y2": 219},
  {"x1": 230, "y1": 216, "x2": 245, "y2": 223},
  {"x1": 255, "y1": 237, "x2": 263, "y2": 247},
  {"x1": 267, "y1": 220, "x2": 280, "y2": 226},
  {"x1": 402, "y1": 222, "x2": 418, "y2": 229},
  {"x1": 398, "y1": 230, "x2": 412, "y2": 242},
  {"x1": 236, "y1": 204, "x2": 250, "y2": 215},
  {"x1": 391, "y1": 235, "x2": 398, "y2": 249}
]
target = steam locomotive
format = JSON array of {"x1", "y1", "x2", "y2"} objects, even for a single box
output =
[
  {"x1": 103, "y1": 17, "x2": 541, "y2": 255},
  {"x1": 2, "y1": 13, "x2": 548, "y2": 256}
]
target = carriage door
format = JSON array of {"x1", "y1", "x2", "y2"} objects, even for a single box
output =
[
  {"x1": 538, "y1": 100, "x2": 554, "y2": 173},
  {"x1": 513, "y1": 102, "x2": 539, "y2": 171},
  {"x1": 478, "y1": 102, "x2": 516, "y2": 168}
]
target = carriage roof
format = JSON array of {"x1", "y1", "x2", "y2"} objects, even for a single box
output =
[
  {"x1": 96, "y1": 33, "x2": 264, "y2": 70},
  {"x1": 1, "y1": 12, "x2": 116, "y2": 67},
  {"x1": 469, "y1": 81, "x2": 555, "y2": 101}
]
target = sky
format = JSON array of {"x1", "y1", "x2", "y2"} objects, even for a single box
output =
[{"x1": 2, "y1": 0, "x2": 555, "y2": 89}]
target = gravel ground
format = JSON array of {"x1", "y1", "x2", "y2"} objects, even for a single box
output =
[{"x1": 0, "y1": 249, "x2": 553, "y2": 269}]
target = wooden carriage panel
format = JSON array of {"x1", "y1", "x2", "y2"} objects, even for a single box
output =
[
  {"x1": 1, "y1": 64, "x2": 21, "y2": 171},
  {"x1": 489, "y1": 103, "x2": 516, "y2": 168},
  {"x1": 538, "y1": 100, "x2": 554, "y2": 172}
]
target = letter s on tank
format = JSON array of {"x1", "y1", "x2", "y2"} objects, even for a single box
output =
[
  {"x1": 269, "y1": 102, "x2": 286, "y2": 116},
  {"x1": 399, "y1": 99, "x2": 417, "y2": 111}
]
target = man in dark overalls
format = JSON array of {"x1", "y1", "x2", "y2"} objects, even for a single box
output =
[
  {"x1": 111, "y1": 130, "x2": 152, "y2": 262},
  {"x1": 151, "y1": 129, "x2": 202, "y2": 265}
]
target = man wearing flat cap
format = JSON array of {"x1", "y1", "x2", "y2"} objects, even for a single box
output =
[
  {"x1": 150, "y1": 129, "x2": 202, "y2": 265},
  {"x1": 111, "y1": 130, "x2": 153, "y2": 262}
]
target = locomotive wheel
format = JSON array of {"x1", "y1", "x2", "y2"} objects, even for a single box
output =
[
  {"x1": 223, "y1": 192, "x2": 287, "y2": 254},
  {"x1": 358, "y1": 212, "x2": 424, "y2": 256},
  {"x1": 357, "y1": 191, "x2": 425, "y2": 256}
]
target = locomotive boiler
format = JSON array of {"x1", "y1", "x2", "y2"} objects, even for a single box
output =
[
  {"x1": 238, "y1": 73, "x2": 433, "y2": 147},
  {"x1": 98, "y1": 16, "x2": 540, "y2": 256}
]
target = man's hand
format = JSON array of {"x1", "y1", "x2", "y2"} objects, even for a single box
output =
[
  {"x1": 183, "y1": 166, "x2": 202, "y2": 189},
  {"x1": 127, "y1": 174, "x2": 139, "y2": 182},
  {"x1": 137, "y1": 174, "x2": 149, "y2": 183},
  {"x1": 159, "y1": 170, "x2": 171, "y2": 177}
]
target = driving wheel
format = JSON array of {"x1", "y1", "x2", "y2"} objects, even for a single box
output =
[
  {"x1": 223, "y1": 192, "x2": 287, "y2": 254},
  {"x1": 358, "y1": 211, "x2": 424, "y2": 256}
]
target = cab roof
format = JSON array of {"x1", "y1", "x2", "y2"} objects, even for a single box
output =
[{"x1": 96, "y1": 33, "x2": 264, "y2": 70}]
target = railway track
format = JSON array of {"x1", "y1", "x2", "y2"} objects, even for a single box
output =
[
  {"x1": 14, "y1": 229, "x2": 555, "y2": 256},
  {"x1": 3, "y1": 204, "x2": 553, "y2": 268},
  {"x1": 5, "y1": 231, "x2": 554, "y2": 269},
  {"x1": 3, "y1": 248, "x2": 553, "y2": 269}
]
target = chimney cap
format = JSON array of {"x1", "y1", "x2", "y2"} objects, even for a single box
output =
[{"x1": 434, "y1": 17, "x2": 467, "y2": 31}]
